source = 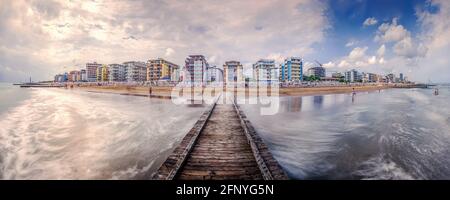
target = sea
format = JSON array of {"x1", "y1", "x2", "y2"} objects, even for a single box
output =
[
  {"x1": 240, "y1": 85, "x2": 450, "y2": 179},
  {"x1": 1, "y1": 82, "x2": 450, "y2": 179},
  {"x1": 0, "y1": 83, "x2": 207, "y2": 179}
]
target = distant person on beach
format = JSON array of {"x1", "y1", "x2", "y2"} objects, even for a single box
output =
[
  {"x1": 149, "y1": 86, "x2": 152, "y2": 95},
  {"x1": 434, "y1": 88, "x2": 439, "y2": 95}
]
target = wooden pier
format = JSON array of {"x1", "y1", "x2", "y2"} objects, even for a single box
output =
[{"x1": 152, "y1": 95, "x2": 288, "y2": 180}]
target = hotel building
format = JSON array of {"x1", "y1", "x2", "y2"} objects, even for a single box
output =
[
  {"x1": 96, "y1": 65, "x2": 109, "y2": 82},
  {"x1": 184, "y1": 55, "x2": 209, "y2": 84},
  {"x1": 81, "y1": 69, "x2": 87, "y2": 82},
  {"x1": 252, "y1": 59, "x2": 277, "y2": 82},
  {"x1": 307, "y1": 66, "x2": 326, "y2": 78},
  {"x1": 280, "y1": 57, "x2": 303, "y2": 82},
  {"x1": 109, "y1": 64, "x2": 126, "y2": 82},
  {"x1": 147, "y1": 58, "x2": 180, "y2": 81},
  {"x1": 223, "y1": 61, "x2": 244, "y2": 84},
  {"x1": 344, "y1": 69, "x2": 362, "y2": 82},
  {"x1": 124, "y1": 61, "x2": 147, "y2": 82},
  {"x1": 86, "y1": 62, "x2": 102, "y2": 82}
]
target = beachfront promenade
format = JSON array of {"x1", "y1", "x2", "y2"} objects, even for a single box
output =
[{"x1": 152, "y1": 95, "x2": 288, "y2": 180}]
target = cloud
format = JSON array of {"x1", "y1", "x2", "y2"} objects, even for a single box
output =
[
  {"x1": 413, "y1": 0, "x2": 450, "y2": 82},
  {"x1": 363, "y1": 17, "x2": 378, "y2": 26},
  {"x1": 375, "y1": 18, "x2": 410, "y2": 43},
  {"x1": 393, "y1": 37, "x2": 427, "y2": 58},
  {"x1": 348, "y1": 47, "x2": 368, "y2": 60},
  {"x1": 0, "y1": 0, "x2": 330, "y2": 82},
  {"x1": 164, "y1": 48, "x2": 175, "y2": 57},
  {"x1": 322, "y1": 61, "x2": 336, "y2": 68},
  {"x1": 345, "y1": 40, "x2": 357, "y2": 47},
  {"x1": 375, "y1": 17, "x2": 428, "y2": 60},
  {"x1": 376, "y1": 44, "x2": 386, "y2": 57}
]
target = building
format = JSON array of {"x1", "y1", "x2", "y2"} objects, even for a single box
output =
[
  {"x1": 124, "y1": 61, "x2": 146, "y2": 82},
  {"x1": 207, "y1": 67, "x2": 222, "y2": 82},
  {"x1": 344, "y1": 69, "x2": 362, "y2": 82},
  {"x1": 253, "y1": 59, "x2": 277, "y2": 82},
  {"x1": 80, "y1": 69, "x2": 87, "y2": 82},
  {"x1": 280, "y1": 57, "x2": 303, "y2": 82},
  {"x1": 184, "y1": 55, "x2": 209, "y2": 84},
  {"x1": 307, "y1": 67, "x2": 326, "y2": 78},
  {"x1": 147, "y1": 58, "x2": 179, "y2": 81},
  {"x1": 96, "y1": 65, "x2": 109, "y2": 82},
  {"x1": 386, "y1": 73, "x2": 395, "y2": 83},
  {"x1": 171, "y1": 68, "x2": 180, "y2": 82},
  {"x1": 331, "y1": 72, "x2": 344, "y2": 79},
  {"x1": 109, "y1": 64, "x2": 126, "y2": 82},
  {"x1": 86, "y1": 62, "x2": 102, "y2": 82},
  {"x1": 54, "y1": 74, "x2": 66, "y2": 82},
  {"x1": 223, "y1": 61, "x2": 244, "y2": 84},
  {"x1": 399, "y1": 73, "x2": 404, "y2": 82},
  {"x1": 363, "y1": 73, "x2": 377, "y2": 83}
]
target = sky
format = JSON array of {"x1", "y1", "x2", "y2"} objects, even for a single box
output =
[{"x1": 0, "y1": 0, "x2": 449, "y2": 83}]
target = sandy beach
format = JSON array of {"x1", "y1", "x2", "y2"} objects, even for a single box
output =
[{"x1": 69, "y1": 84, "x2": 396, "y2": 97}]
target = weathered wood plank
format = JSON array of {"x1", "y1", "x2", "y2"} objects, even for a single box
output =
[{"x1": 152, "y1": 94, "x2": 288, "y2": 180}]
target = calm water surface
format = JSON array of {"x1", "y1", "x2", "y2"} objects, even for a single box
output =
[{"x1": 240, "y1": 86, "x2": 450, "y2": 180}]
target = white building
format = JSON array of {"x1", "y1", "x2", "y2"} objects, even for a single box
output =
[
  {"x1": 345, "y1": 69, "x2": 362, "y2": 82},
  {"x1": 109, "y1": 64, "x2": 126, "y2": 82},
  {"x1": 253, "y1": 59, "x2": 277, "y2": 82},
  {"x1": 123, "y1": 61, "x2": 147, "y2": 82},
  {"x1": 86, "y1": 62, "x2": 102, "y2": 82},
  {"x1": 280, "y1": 57, "x2": 303, "y2": 81},
  {"x1": 184, "y1": 55, "x2": 208, "y2": 84},
  {"x1": 223, "y1": 61, "x2": 244, "y2": 84},
  {"x1": 80, "y1": 69, "x2": 87, "y2": 81}
]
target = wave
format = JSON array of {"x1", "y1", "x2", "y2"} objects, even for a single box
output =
[{"x1": 0, "y1": 88, "x2": 206, "y2": 179}]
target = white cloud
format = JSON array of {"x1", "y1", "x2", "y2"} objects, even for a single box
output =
[
  {"x1": 348, "y1": 47, "x2": 368, "y2": 60},
  {"x1": 377, "y1": 44, "x2": 386, "y2": 57},
  {"x1": 375, "y1": 18, "x2": 410, "y2": 43},
  {"x1": 413, "y1": 0, "x2": 450, "y2": 82},
  {"x1": 0, "y1": 0, "x2": 330, "y2": 82},
  {"x1": 368, "y1": 56, "x2": 377, "y2": 64},
  {"x1": 363, "y1": 17, "x2": 378, "y2": 26},
  {"x1": 375, "y1": 17, "x2": 428, "y2": 60},
  {"x1": 164, "y1": 48, "x2": 175, "y2": 57},
  {"x1": 393, "y1": 37, "x2": 427, "y2": 58},
  {"x1": 345, "y1": 40, "x2": 357, "y2": 47},
  {"x1": 322, "y1": 61, "x2": 336, "y2": 68}
]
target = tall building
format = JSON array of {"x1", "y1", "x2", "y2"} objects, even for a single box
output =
[
  {"x1": 109, "y1": 64, "x2": 126, "y2": 82},
  {"x1": 344, "y1": 69, "x2": 361, "y2": 82},
  {"x1": 363, "y1": 73, "x2": 377, "y2": 83},
  {"x1": 280, "y1": 57, "x2": 303, "y2": 82},
  {"x1": 399, "y1": 73, "x2": 404, "y2": 82},
  {"x1": 207, "y1": 67, "x2": 222, "y2": 82},
  {"x1": 80, "y1": 69, "x2": 87, "y2": 81},
  {"x1": 223, "y1": 61, "x2": 244, "y2": 84},
  {"x1": 96, "y1": 65, "x2": 109, "y2": 82},
  {"x1": 184, "y1": 55, "x2": 209, "y2": 84},
  {"x1": 307, "y1": 67, "x2": 326, "y2": 78},
  {"x1": 253, "y1": 59, "x2": 277, "y2": 82},
  {"x1": 386, "y1": 73, "x2": 395, "y2": 83},
  {"x1": 147, "y1": 58, "x2": 179, "y2": 81},
  {"x1": 86, "y1": 62, "x2": 102, "y2": 82},
  {"x1": 54, "y1": 74, "x2": 66, "y2": 82},
  {"x1": 124, "y1": 61, "x2": 146, "y2": 82}
]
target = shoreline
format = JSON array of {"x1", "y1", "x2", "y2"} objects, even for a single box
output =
[{"x1": 63, "y1": 84, "x2": 398, "y2": 98}]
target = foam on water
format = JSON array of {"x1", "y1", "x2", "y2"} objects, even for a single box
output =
[{"x1": 0, "y1": 87, "x2": 206, "y2": 179}]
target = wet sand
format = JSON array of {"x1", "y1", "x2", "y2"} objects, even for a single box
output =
[{"x1": 69, "y1": 84, "x2": 395, "y2": 97}]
